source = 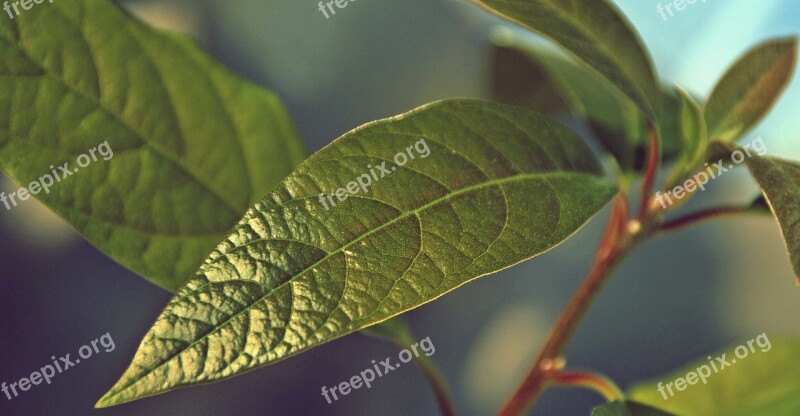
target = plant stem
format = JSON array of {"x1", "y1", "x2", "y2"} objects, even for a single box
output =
[
  {"x1": 496, "y1": 194, "x2": 637, "y2": 416},
  {"x1": 547, "y1": 368, "x2": 624, "y2": 403},
  {"x1": 656, "y1": 206, "x2": 766, "y2": 236},
  {"x1": 414, "y1": 353, "x2": 458, "y2": 416},
  {"x1": 638, "y1": 127, "x2": 660, "y2": 220}
]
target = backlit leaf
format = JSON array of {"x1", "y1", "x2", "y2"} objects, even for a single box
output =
[
  {"x1": 705, "y1": 37, "x2": 797, "y2": 142},
  {"x1": 0, "y1": 0, "x2": 306, "y2": 290},
  {"x1": 629, "y1": 338, "x2": 800, "y2": 416},
  {"x1": 96, "y1": 99, "x2": 617, "y2": 407}
]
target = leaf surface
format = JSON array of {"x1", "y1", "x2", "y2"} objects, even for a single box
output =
[
  {"x1": 96, "y1": 99, "x2": 617, "y2": 407},
  {"x1": 629, "y1": 338, "x2": 800, "y2": 416},
  {"x1": 705, "y1": 37, "x2": 797, "y2": 142},
  {"x1": 0, "y1": 0, "x2": 306, "y2": 290},
  {"x1": 473, "y1": 0, "x2": 660, "y2": 119}
]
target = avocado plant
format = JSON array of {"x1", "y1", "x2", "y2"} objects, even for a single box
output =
[{"x1": 1, "y1": 0, "x2": 798, "y2": 415}]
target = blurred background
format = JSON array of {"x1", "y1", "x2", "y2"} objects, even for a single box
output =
[{"x1": 1, "y1": 0, "x2": 799, "y2": 415}]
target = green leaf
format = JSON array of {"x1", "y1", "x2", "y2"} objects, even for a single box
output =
[
  {"x1": 591, "y1": 400, "x2": 675, "y2": 416},
  {"x1": 664, "y1": 87, "x2": 707, "y2": 187},
  {"x1": 675, "y1": 87, "x2": 706, "y2": 161},
  {"x1": 707, "y1": 141, "x2": 800, "y2": 284},
  {"x1": 472, "y1": 0, "x2": 660, "y2": 119},
  {"x1": 707, "y1": 141, "x2": 800, "y2": 280},
  {"x1": 489, "y1": 34, "x2": 680, "y2": 173},
  {"x1": 742, "y1": 156, "x2": 800, "y2": 279},
  {"x1": 0, "y1": 0, "x2": 306, "y2": 291},
  {"x1": 629, "y1": 338, "x2": 800, "y2": 416},
  {"x1": 705, "y1": 37, "x2": 798, "y2": 142},
  {"x1": 96, "y1": 99, "x2": 618, "y2": 407}
]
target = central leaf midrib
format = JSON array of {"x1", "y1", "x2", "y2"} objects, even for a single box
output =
[{"x1": 107, "y1": 169, "x2": 605, "y2": 400}]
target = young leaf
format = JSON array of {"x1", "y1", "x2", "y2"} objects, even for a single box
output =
[
  {"x1": 472, "y1": 0, "x2": 660, "y2": 119},
  {"x1": 591, "y1": 400, "x2": 675, "y2": 416},
  {"x1": 705, "y1": 37, "x2": 798, "y2": 142},
  {"x1": 628, "y1": 338, "x2": 800, "y2": 415},
  {"x1": 96, "y1": 99, "x2": 618, "y2": 407},
  {"x1": 0, "y1": 0, "x2": 306, "y2": 290},
  {"x1": 664, "y1": 87, "x2": 707, "y2": 187}
]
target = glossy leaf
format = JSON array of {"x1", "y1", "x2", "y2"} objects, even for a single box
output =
[
  {"x1": 629, "y1": 338, "x2": 800, "y2": 416},
  {"x1": 591, "y1": 400, "x2": 675, "y2": 416},
  {"x1": 472, "y1": 0, "x2": 660, "y2": 119},
  {"x1": 96, "y1": 99, "x2": 618, "y2": 407},
  {"x1": 705, "y1": 37, "x2": 798, "y2": 142},
  {"x1": 489, "y1": 36, "x2": 680, "y2": 173},
  {"x1": 0, "y1": 0, "x2": 306, "y2": 290}
]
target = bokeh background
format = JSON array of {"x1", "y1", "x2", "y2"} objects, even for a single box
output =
[{"x1": 1, "y1": 0, "x2": 799, "y2": 415}]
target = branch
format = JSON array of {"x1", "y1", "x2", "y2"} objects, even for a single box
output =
[
  {"x1": 496, "y1": 194, "x2": 633, "y2": 416},
  {"x1": 638, "y1": 126, "x2": 660, "y2": 219},
  {"x1": 656, "y1": 206, "x2": 766, "y2": 236},
  {"x1": 547, "y1": 367, "x2": 624, "y2": 403}
]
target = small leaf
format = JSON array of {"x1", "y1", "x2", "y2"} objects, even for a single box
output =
[
  {"x1": 705, "y1": 37, "x2": 798, "y2": 142},
  {"x1": 472, "y1": 0, "x2": 660, "y2": 119},
  {"x1": 591, "y1": 400, "x2": 675, "y2": 416},
  {"x1": 96, "y1": 99, "x2": 618, "y2": 407},
  {"x1": 665, "y1": 87, "x2": 707, "y2": 186},
  {"x1": 0, "y1": 0, "x2": 306, "y2": 290},
  {"x1": 676, "y1": 87, "x2": 706, "y2": 160},
  {"x1": 629, "y1": 338, "x2": 800, "y2": 416}
]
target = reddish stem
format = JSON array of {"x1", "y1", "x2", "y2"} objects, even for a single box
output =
[
  {"x1": 496, "y1": 195, "x2": 632, "y2": 416},
  {"x1": 638, "y1": 126, "x2": 660, "y2": 220}
]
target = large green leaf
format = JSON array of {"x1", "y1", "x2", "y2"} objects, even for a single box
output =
[
  {"x1": 472, "y1": 0, "x2": 660, "y2": 119},
  {"x1": 0, "y1": 0, "x2": 306, "y2": 291},
  {"x1": 629, "y1": 338, "x2": 800, "y2": 416},
  {"x1": 591, "y1": 400, "x2": 675, "y2": 416},
  {"x1": 489, "y1": 36, "x2": 680, "y2": 173},
  {"x1": 96, "y1": 99, "x2": 618, "y2": 407},
  {"x1": 705, "y1": 37, "x2": 797, "y2": 142}
]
